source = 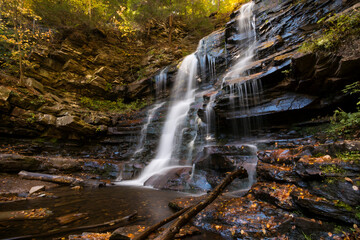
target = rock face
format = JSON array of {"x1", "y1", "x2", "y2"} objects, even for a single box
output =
[{"x1": 202, "y1": 0, "x2": 360, "y2": 137}]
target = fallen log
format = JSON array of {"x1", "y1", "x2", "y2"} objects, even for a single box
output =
[
  {"x1": 3, "y1": 212, "x2": 137, "y2": 240},
  {"x1": 154, "y1": 167, "x2": 248, "y2": 240},
  {"x1": 18, "y1": 170, "x2": 105, "y2": 188},
  {"x1": 131, "y1": 206, "x2": 191, "y2": 240}
]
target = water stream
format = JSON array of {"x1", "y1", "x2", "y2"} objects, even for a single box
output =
[
  {"x1": 122, "y1": 54, "x2": 198, "y2": 185},
  {"x1": 0, "y1": 186, "x2": 223, "y2": 239}
]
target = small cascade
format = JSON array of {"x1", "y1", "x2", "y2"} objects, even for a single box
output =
[
  {"x1": 196, "y1": 38, "x2": 218, "y2": 83},
  {"x1": 205, "y1": 94, "x2": 216, "y2": 141},
  {"x1": 132, "y1": 102, "x2": 165, "y2": 158},
  {"x1": 123, "y1": 54, "x2": 198, "y2": 185},
  {"x1": 226, "y1": 144, "x2": 258, "y2": 196},
  {"x1": 223, "y1": 1, "x2": 256, "y2": 83},
  {"x1": 228, "y1": 78, "x2": 263, "y2": 135},
  {"x1": 155, "y1": 68, "x2": 168, "y2": 98}
]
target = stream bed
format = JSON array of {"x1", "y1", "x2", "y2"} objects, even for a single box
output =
[{"x1": 0, "y1": 185, "x2": 224, "y2": 239}]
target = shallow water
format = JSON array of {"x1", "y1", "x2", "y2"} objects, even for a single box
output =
[{"x1": 0, "y1": 185, "x2": 224, "y2": 239}]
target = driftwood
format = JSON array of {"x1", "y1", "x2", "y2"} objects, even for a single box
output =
[
  {"x1": 132, "y1": 206, "x2": 191, "y2": 240},
  {"x1": 154, "y1": 167, "x2": 248, "y2": 240},
  {"x1": 18, "y1": 170, "x2": 105, "y2": 188},
  {"x1": 3, "y1": 212, "x2": 137, "y2": 240}
]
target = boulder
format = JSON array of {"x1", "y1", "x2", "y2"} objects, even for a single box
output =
[
  {"x1": 25, "y1": 78, "x2": 44, "y2": 94},
  {"x1": 144, "y1": 166, "x2": 192, "y2": 191},
  {"x1": 56, "y1": 115, "x2": 97, "y2": 136},
  {"x1": 257, "y1": 162, "x2": 299, "y2": 183},
  {"x1": 0, "y1": 85, "x2": 11, "y2": 112}
]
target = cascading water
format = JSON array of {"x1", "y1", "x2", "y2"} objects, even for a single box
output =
[
  {"x1": 205, "y1": 94, "x2": 216, "y2": 141},
  {"x1": 120, "y1": 1, "x2": 260, "y2": 191},
  {"x1": 122, "y1": 54, "x2": 198, "y2": 185},
  {"x1": 223, "y1": 1, "x2": 256, "y2": 83},
  {"x1": 155, "y1": 68, "x2": 168, "y2": 98},
  {"x1": 132, "y1": 102, "x2": 165, "y2": 158}
]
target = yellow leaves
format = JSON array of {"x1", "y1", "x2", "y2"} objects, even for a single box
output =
[{"x1": 127, "y1": 233, "x2": 135, "y2": 238}]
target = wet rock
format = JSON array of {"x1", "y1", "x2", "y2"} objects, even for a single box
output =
[
  {"x1": 292, "y1": 190, "x2": 360, "y2": 224},
  {"x1": 144, "y1": 166, "x2": 192, "y2": 191},
  {"x1": 193, "y1": 194, "x2": 293, "y2": 239},
  {"x1": 307, "y1": 179, "x2": 360, "y2": 206},
  {"x1": 293, "y1": 217, "x2": 333, "y2": 236},
  {"x1": 257, "y1": 149, "x2": 296, "y2": 165},
  {"x1": 257, "y1": 161, "x2": 299, "y2": 183},
  {"x1": 311, "y1": 140, "x2": 360, "y2": 157},
  {"x1": 252, "y1": 182, "x2": 297, "y2": 210}
]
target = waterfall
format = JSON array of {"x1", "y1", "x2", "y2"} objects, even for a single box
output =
[
  {"x1": 223, "y1": 1, "x2": 256, "y2": 83},
  {"x1": 205, "y1": 94, "x2": 216, "y2": 141},
  {"x1": 155, "y1": 68, "x2": 168, "y2": 98},
  {"x1": 132, "y1": 102, "x2": 165, "y2": 158},
  {"x1": 196, "y1": 34, "x2": 219, "y2": 83},
  {"x1": 123, "y1": 54, "x2": 198, "y2": 185},
  {"x1": 221, "y1": 1, "x2": 261, "y2": 137}
]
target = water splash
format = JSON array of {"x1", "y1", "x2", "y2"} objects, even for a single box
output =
[{"x1": 122, "y1": 54, "x2": 198, "y2": 185}]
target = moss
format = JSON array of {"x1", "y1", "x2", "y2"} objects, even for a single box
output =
[
  {"x1": 79, "y1": 96, "x2": 148, "y2": 113},
  {"x1": 336, "y1": 151, "x2": 360, "y2": 163},
  {"x1": 300, "y1": 11, "x2": 360, "y2": 52},
  {"x1": 320, "y1": 164, "x2": 345, "y2": 175},
  {"x1": 333, "y1": 200, "x2": 353, "y2": 212}
]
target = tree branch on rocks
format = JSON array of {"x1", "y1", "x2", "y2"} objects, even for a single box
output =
[
  {"x1": 132, "y1": 167, "x2": 247, "y2": 240},
  {"x1": 18, "y1": 170, "x2": 105, "y2": 188}
]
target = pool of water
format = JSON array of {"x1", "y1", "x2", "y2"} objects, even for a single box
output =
[{"x1": 0, "y1": 185, "x2": 224, "y2": 239}]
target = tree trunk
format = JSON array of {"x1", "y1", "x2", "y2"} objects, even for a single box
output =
[
  {"x1": 168, "y1": 14, "x2": 173, "y2": 45},
  {"x1": 132, "y1": 206, "x2": 191, "y2": 240},
  {"x1": 18, "y1": 170, "x2": 105, "y2": 188},
  {"x1": 154, "y1": 167, "x2": 248, "y2": 240},
  {"x1": 12, "y1": 4, "x2": 23, "y2": 85},
  {"x1": 89, "y1": 0, "x2": 92, "y2": 21}
]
